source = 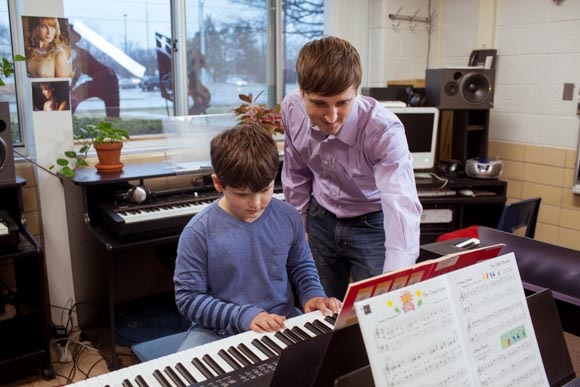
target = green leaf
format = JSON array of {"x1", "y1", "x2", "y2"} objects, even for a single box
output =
[
  {"x1": 64, "y1": 151, "x2": 78, "y2": 158},
  {"x1": 76, "y1": 158, "x2": 89, "y2": 166},
  {"x1": 56, "y1": 159, "x2": 70, "y2": 166}
]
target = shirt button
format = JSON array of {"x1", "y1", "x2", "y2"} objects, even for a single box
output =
[
  {"x1": 323, "y1": 160, "x2": 328, "y2": 165},
  {"x1": 331, "y1": 192, "x2": 336, "y2": 196}
]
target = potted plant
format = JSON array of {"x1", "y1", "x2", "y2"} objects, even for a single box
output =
[
  {"x1": 233, "y1": 91, "x2": 284, "y2": 135},
  {"x1": 51, "y1": 120, "x2": 130, "y2": 177},
  {"x1": 0, "y1": 55, "x2": 25, "y2": 86}
]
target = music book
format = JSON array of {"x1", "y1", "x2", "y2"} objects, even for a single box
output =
[
  {"x1": 334, "y1": 243, "x2": 505, "y2": 330},
  {"x1": 354, "y1": 252, "x2": 549, "y2": 386}
]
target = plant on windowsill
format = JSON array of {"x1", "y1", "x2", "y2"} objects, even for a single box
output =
[
  {"x1": 50, "y1": 120, "x2": 130, "y2": 178},
  {"x1": 0, "y1": 55, "x2": 25, "y2": 87},
  {"x1": 233, "y1": 91, "x2": 284, "y2": 135}
]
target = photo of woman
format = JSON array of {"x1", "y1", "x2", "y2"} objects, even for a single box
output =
[
  {"x1": 23, "y1": 16, "x2": 72, "y2": 78},
  {"x1": 32, "y1": 81, "x2": 70, "y2": 111}
]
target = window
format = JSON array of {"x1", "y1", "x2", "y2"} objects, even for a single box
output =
[
  {"x1": 52, "y1": 1, "x2": 323, "y2": 147},
  {"x1": 0, "y1": 1, "x2": 22, "y2": 145}
]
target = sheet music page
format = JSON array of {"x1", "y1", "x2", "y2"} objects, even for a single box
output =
[
  {"x1": 447, "y1": 252, "x2": 548, "y2": 386},
  {"x1": 355, "y1": 253, "x2": 549, "y2": 387}
]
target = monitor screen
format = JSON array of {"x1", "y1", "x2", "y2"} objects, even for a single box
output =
[{"x1": 385, "y1": 106, "x2": 439, "y2": 171}]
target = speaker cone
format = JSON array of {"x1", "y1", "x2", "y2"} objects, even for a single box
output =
[
  {"x1": 444, "y1": 81, "x2": 459, "y2": 96},
  {"x1": 461, "y1": 73, "x2": 491, "y2": 104},
  {"x1": 0, "y1": 138, "x2": 6, "y2": 172}
]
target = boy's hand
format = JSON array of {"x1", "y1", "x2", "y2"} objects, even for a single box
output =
[
  {"x1": 249, "y1": 311, "x2": 286, "y2": 333},
  {"x1": 304, "y1": 297, "x2": 342, "y2": 315}
]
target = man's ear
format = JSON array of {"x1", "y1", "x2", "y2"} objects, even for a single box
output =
[{"x1": 211, "y1": 174, "x2": 224, "y2": 193}]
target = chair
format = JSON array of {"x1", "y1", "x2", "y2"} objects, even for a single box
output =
[
  {"x1": 496, "y1": 197, "x2": 542, "y2": 238},
  {"x1": 436, "y1": 197, "x2": 542, "y2": 241}
]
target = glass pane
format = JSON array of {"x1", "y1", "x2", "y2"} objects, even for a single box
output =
[
  {"x1": 281, "y1": 0, "x2": 324, "y2": 97},
  {"x1": 63, "y1": 0, "x2": 172, "y2": 139},
  {"x1": 0, "y1": 1, "x2": 22, "y2": 144},
  {"x1": 184, "y1": 0, "x2": 269, "y2": 116}
]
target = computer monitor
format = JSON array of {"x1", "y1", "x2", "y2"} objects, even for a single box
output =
[{"x1": 385, "y1": 106, "x2": 440, "y2": 171}]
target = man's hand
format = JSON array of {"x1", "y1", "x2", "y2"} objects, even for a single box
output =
[
  {"x1": 249, "y1": 311, "x2": 287, "y2": 333},
  {"x1": 303, "y1": 297, "x2": 342, "y2": 315}
]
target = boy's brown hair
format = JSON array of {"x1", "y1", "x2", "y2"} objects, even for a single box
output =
[
  {"x1": 296, "y1": 36, "x2": 362, "y2": 96},
  {"x1": 210, "y1": 124, "x2": 280, "y2": 192}
]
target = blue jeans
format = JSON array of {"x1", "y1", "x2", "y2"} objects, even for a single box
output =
[
  {"x1": 177, "y1": 322, "x2": 230, "y2": 352},
  {"x1": 307, "y1": 198, "x2": 385, "y2": 300}
]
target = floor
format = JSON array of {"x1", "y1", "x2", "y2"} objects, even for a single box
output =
[{"x1": 2, "y1": 332, "x2": 580, "y2": 387}]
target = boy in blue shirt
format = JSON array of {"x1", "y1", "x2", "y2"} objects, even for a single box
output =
[{"x1": 174, "y1": 124, "x2": 341, "y2": 350}]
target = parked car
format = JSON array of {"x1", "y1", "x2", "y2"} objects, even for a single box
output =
[
  {"x1": 140, "y1": 75, "x2": 172, "y2": 92},
  {"x1": 140, "y1": 75, "x2": 159, "y2": 91},
  {"x1": 118, "y1": 77, "x2": 141, "y2": 89}
]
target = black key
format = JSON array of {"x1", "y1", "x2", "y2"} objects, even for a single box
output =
[
  {"x1": 175, "y1": 362, "x2": 197, "y2": 384},
  {"x1": 164, "y1": 366, "x2": 186, "y2": 387},
  {"x1": 238, "y1": 343, "x2": 261, "y2": 363},
  {"x1": 313, "y1": 319, "x2": 332, "y2": 333},
  {"x1": 228, "y1": 346, "x2": 252, "y2": 367},
  {"x1": 262, "y1": 336, "x2": 284, "y2": 355},
  {"x1": 304, "y1": 321, "x2": 325, "y2": 335},
  {"x1": 122, "y1": 380, "x2": 134, "y2": 387},
  {"x1": 325, "y1": 314, "x2": 338, "y2": 325},
  {"x1": 252, "y1": 338, "x2": 276, "y2": 358},
  {"x1": 274, "y1": 331, "x2": 294, "y2": 346},
  {"x1": 291, "y1": 326, "x2": 313, "y2": 341},
  {"x1": 192, "y1": 357, "x2": 215, "y2": 379},
  {"x1": 152, "y1": 370, "x2": 172, "y2": 387},
  {"x1": 218, "y1": 349, "x2": 242, "y2": 370},
  {"x1": 135, "y1": 375, "x2": 149, "y2": 387},
  {"x1": 202, "y1": 354, "x2": 226, "y2": 375},
  {"x1": 283, "y1": 329, "x2": 303, "y2": 342}
]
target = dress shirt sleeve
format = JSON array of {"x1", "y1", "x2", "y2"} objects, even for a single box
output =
[
  {"x1": 281, "y1": 95, "x2": 314, "y2": 229},
  {"x1": 370, "y1": 119, "x2": 423, "y2": 272}
]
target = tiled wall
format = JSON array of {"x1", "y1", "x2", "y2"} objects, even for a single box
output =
[{"x1": 488, "y1": 140, "x2": 580, "y2": 250}]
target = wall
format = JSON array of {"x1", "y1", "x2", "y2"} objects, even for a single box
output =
[{"x1": 369, "y1": 0, "x2": 580, "y2": 250}]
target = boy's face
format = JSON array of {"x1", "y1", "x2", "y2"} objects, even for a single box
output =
[
  {"x1": 301, "y1": 86, "x2": 357, "y2": 136},
  {"x1": 212, "y1": 175, "x2": 275, "y2": 223}
]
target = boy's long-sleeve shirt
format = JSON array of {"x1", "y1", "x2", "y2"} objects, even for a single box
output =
[{"x1": 174, "y1": 198, "x2": 326, "y2": 335}]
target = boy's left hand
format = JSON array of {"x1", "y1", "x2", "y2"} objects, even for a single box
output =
[{"x1": 304, "y1": 297, "x2": 342, "y2": 315}]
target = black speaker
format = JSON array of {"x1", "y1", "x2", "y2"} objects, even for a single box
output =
[
  {"x1": 425, "y1": 68, "x2": 495, "y2": 110},
  {"x1": 0, "y1": 102, "x2": 16, "y2": 185}
]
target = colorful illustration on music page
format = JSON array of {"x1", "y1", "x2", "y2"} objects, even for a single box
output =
[
  {"x1": 500, "y1": 324, "x2": 527, "y2": 349},
  {"x1": 388, "y1": 289, "x2": 423, "y2": 314}
]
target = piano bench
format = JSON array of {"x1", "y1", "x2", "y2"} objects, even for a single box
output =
[{"x1": 131, "y1": 331, "x2": 188, "y2": 362}]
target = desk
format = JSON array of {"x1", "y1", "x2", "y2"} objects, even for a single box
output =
[{"x1": 418, "y1": 177, "x2": 506, "y2": 243}]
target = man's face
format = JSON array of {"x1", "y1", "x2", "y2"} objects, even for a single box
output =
[
  {"x1": 301, "y1": 86, "x2": 357, "y2": 136},
  {"x1": 212, "y1": 175, "x2": 275, "y2": 223}
]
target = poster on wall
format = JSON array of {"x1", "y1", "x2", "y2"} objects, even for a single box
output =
[
  {"x1": 22, "y1": 16, "x2": 72, "y2": 79},
  {"x1": 31, "y1": 80, "x2": 71, "y2": 111}
]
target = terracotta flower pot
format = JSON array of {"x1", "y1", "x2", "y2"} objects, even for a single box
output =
[{"x1": 94, "y1": 142, "x2": 124, "y2": 173}]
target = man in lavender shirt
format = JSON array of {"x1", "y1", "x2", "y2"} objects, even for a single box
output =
[{"x1": 281, "y1": 36, "x2": 422, "y2": 299}]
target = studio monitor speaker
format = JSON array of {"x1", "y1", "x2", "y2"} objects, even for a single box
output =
[
  {"x1": 425, "y1": 68, "x2": 495, "y2": 110},
  {"x1": 0, "y1": 102, "x2": 16, "y2": 184}
]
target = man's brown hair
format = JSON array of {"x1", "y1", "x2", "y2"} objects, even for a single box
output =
[
  {"x1": 210, "y1": 124, "x2": 280, "y2": 192},
  {"x1": 296, "y1": 36, "x2": 362, "y2": 96}
]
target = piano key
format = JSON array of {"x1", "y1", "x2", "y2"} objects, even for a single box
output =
[
  {"x1": 251, "y1": 338, "x2": 277, "y2": 358},
  {"x1": 201, "y1": 353, "x2": 227, "y2": 375},
  {"x1": 312, "y1": 319, "x2": 332, "y2": 333},
  {"x1": 174, "y1": 362, "x2": 198, "y2": 384},
  {"x1": 227, "y1": 346, "x2": 252, "y2": 367},
  {"x1": 325, "y1": 313, "x2": 338, "y2": 324},
  {"x1": 163, "y1": 366, "x2": 187, "y2": 387},
  {"x1": 237, "y1": 342, "x2": 262, "y2": 363},
  {"x1": 261, "y1": 336, "x2": 284, "y2": 355},
  {"x1": 218, "y1": 349, "x2": 242, "y2": 370},
  {"x1": 152, "y1": 369, "x2": 172, "y2": 387},
  {"x1": 282, "y1": 328, "x2": 303, "y2": 343},
  {"x1": 291, "y1": 325, "x2": 314, "y2": 341},
  {"x1": 304, "y1": 321, "x2": 326, "y2": 336},
  {"x1": 274, "y1": 331, "x2": 295, "y2": 346},
  {"x1": 191, "y1": 357, "x2": 215, "y2": 379}
]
